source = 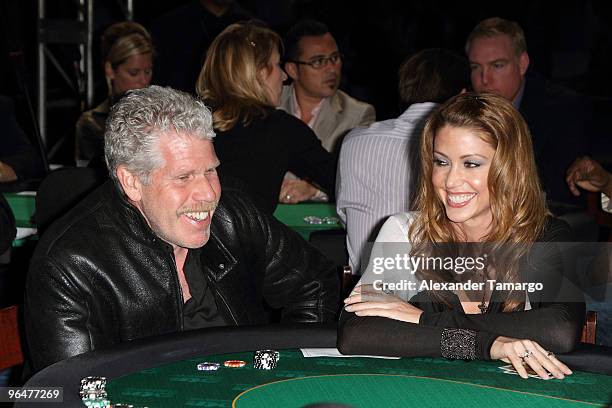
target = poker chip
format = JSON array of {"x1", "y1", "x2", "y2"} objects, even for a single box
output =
[
  {"x1": 197, "y1": 362, "x2": 221, "y2": 371},
  {"x1": 322, "y1": 216, "x2": 340, "y2": 225},
  {"x1": 224, "y1": 359, "x2": 247, "y2": 368},
  {"x1": 303, "y1": 216, "x2": 323, "y2": 225},
  {"x1": 80, "y1": 376, "x2": 107, "y2": 391},
  {"x1": 79, "y1": 390, "x2": 108, "y2": 400},
  {"x1": 253, "y1": 349, "x2": 280, "y2": 370},
  {"x1": 81, "y1": 398, "x2": 111, "y2": 408}
]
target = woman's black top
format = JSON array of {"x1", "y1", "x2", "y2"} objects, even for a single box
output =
[
  {"x1": 213, "y1": 108, "x2": 336, "y2": 213},
  {"x1": 337, "y1": 217, "x2": 586, "y2": 360}
]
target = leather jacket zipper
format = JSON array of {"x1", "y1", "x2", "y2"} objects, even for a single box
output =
[
  {"x1": 210, "y1": 282, "x2": 238, "y2": 325},
  {"x1": 169, "y1": 253, "x2": 185, "y2": 331}
]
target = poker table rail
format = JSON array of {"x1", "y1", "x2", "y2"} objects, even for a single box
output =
[{"x1": 18, "y1": 324, "x2": 337, "y2": 408}]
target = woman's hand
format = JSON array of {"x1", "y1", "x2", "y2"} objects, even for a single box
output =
[
  {"x1": 490, "y1": 336, "x2": 572, "y2": 380},
  {"x1": 343, "y1": 284, "x2": 423, "y2": 324},
  {"x1": 279, "y1": 179, "x2": 318, "y2": 203}
]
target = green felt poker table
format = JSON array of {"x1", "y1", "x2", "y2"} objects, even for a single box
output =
[
  {"x1": 20, "y1": 325, "x2": 612, "y2": 408},
  {"x1": 3, "y1": 192, "x2": 36, "y2": 229},
  {"x1": 3, "y1": 192, "x2": 37, "y2": 247}
]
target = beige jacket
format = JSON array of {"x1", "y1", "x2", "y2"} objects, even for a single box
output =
[{"x1": 280, "y1": 84, "x2": 375, "y2": 153}]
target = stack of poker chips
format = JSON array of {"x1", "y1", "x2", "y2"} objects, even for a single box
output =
[
  {"x1": 79, "y1": 376, "x2": 110, "y2": 407},
  {"x1": 303, "y1": 216, "x2": 340, "y2": 225},
  {"x1": 253, "y1": 349, "x2": 279, "y2": 370}
]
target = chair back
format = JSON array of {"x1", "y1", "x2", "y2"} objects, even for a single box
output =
[
  {"x1": 587, "y1": 192, "x2": 612, "y2": 241},
  {"x1": 35, "y1": 167, "x2": 105, "y2": 234},
  {"x1": 0, "y1": 305, "x2": 23, "y2": 370}
]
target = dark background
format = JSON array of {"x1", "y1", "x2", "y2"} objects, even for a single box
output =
[{"x1": 2, "y1": 0, "x2": 611, "y2": 165}]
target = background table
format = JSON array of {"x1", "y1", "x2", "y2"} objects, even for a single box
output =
[
  {"x1": 273, "y1": 203, "x2": 343, "y2": 240},
  {"x1": 3, "y1": 192, "x2": 36, "y2": 247},
  {"x1": 3, "y1": 193, "x2": 35, "y2": 229},
  {"x1": 20, "y1": 325, "x2": 612, "y2": 408}
]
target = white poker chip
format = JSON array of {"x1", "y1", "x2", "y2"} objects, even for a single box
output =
[
  {"x1": 322, "y1": 216, "x2": 340, "y2": 225},
  {"x1": 81, "y1": 397, "x2": 111, "y2": 408},
  {"x1": 303, "y1": 216, "x2": 323, "y2": 225},
  {"x1": 80, "y1": 376, "x2": 107, "y2": 391},
  {"x1": 197, "y1": 362, "x2": 221, "y2": 371},
  {"x1": 254, "y1": 350, "x2": 280, "y2": 359},
  {"x1": 79, "y1": 390, "x2": 108, "y2": 399}
]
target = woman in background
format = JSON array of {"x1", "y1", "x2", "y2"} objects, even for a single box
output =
[
  {"x1": 338, "y1": 92, "x2": 585, "y2": 380},
  {"x1": 75, "y1": 21, "x2": 154, "y2": 165},
  {"x1": 196, "y1": 21, "x2": 335, "y2": 213}
]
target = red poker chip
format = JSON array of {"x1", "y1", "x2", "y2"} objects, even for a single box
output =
[{"x1": 223, "y1": 359, "x2": 247, "y2": 368}]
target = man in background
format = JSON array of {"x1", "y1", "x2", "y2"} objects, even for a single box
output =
[
  {"x1": 466, "y1": 17, "x2": 590, "y2": 208},
  {"x1": 281, "y1": 19, "x2": 375, "y2": 154},
  {"x1": 336, "y1": 49, "x2": 470, "y2": 274}
]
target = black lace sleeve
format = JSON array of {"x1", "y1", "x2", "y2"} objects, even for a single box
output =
[
  {"x1": 418, "y1": 301, "x2": 585, "y2": 354},
  {"x1": 337, "y1": 309, "x2": 499, "y2": 360}
]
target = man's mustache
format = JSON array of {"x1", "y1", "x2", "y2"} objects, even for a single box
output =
[{"x1": 176, "y1": 202, "x2": 218, "y2": 215}]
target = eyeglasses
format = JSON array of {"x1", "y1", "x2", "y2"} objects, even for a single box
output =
[{"x1": 289, "y1": 53, "x2": 343, "y2": 70}]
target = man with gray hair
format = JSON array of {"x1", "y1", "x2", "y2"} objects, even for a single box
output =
[{"x1": 25, "y1": 86, "x2": 339, "y2": 373}]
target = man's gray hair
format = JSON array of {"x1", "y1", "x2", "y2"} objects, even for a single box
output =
[{"x1": 105, "y1": 85, "x2": 215, "y2": 185}]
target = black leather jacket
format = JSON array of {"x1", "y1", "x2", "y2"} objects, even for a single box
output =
[{"x1": 25, "y1": 181, "x2": 339, "y2": 372}]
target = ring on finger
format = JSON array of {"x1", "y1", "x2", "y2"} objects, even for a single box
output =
[
  {"x1": 521, "y1": 350, "x2": 533, "y2": 361},
  {"x1": 286, "y1": 194, "x2": 291, "y2": 200}
]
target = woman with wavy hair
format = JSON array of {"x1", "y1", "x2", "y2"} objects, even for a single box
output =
[
  {"x1": 338, "y1": 92, "x2": 584, "y2": 380},
  {"x1": 196, "y1": 21, "x2": 335, "y2": 213}
]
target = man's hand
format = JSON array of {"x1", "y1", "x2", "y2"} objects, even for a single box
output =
[
  {"x1": 279, "y1": 179, "x2": 318, "y2": 204},
  {"x1": 566, "y1": 156, "x2": 612, "y2": 197},
  {"x1": 343, "y1": 284, "x2": 423, "y2": 324},
  {"x1": 490, "y1": 336, "x2": 572, "y2": 380}
]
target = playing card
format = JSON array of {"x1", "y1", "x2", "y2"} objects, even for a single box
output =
[{"x1": 498, "y1": 364, "x2": 546, "y2": 379}]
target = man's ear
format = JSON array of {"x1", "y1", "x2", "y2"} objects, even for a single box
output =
[
  {"x1": 285, "y1": 62, "x2": 299, "y2": 81},
  {"x1": 104, "y1": 61, "x2": 115, "y2": 81},
  {"x1": 116, "y1": 165, "x2": 142, "y2": 202},
  {"x1": 519, "y1": 52, "x2": 530, "y2": 76}
]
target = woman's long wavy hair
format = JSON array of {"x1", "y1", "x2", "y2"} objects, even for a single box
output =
[
  {"x1": 196, "y1": 21, "x2": 282, "y2": 132},
  {"x1": 409, "y1": 92, "x2": 548, "y2": 311}
]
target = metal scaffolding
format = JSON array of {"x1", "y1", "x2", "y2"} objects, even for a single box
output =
[{"x1": 36, "y1": 0, "x2": 133, "y2": 148}]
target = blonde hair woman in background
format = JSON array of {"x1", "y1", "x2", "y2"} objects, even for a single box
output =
[
  {"x1": 339, "y1": 92, "x2": 585, "y2": 380},
  {"x1": 197, "y1": 21, "x2": 335, "y2": 213},
  {"x1": 75, "y1": 21, "x2": 154, "y2": 165}
]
